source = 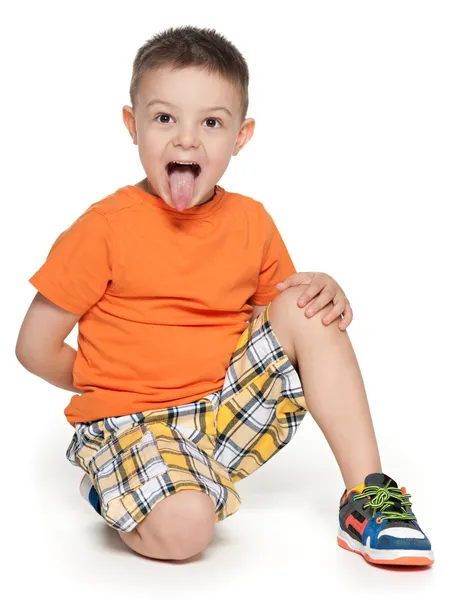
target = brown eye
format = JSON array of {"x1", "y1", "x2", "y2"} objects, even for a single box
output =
[
  {"x1": 156, "y1": 114, "x2": 173, "y2": 124},
  {"x1": 204, "y1": 118, "x2": 221, "y2": 128}
]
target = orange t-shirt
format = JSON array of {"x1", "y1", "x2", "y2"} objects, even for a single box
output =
[{"x1": 29, "y1": 184, "x2": 297, "y2": 427}]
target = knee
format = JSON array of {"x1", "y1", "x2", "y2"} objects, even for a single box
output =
[
  {"x1": 138, "y1": 490, "x2": 216, "y2": 561},
  {"x1": 269, "y1": 284, "x2": 335, "y2": 366},
  {"x1": 271, "y1": 283, "x2": 333, "y2": 321}
]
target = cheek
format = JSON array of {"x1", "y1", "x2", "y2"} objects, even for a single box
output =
[
  {"x1": 137, "y1": 143, "x2": 162, "y2": 177},
  {"x1": 138, "y1": 120, "x2": 164, "y2": 141},
  {"x1": 137, "y1": 129, "x2": 164, "y2": 158},
  {"x1": 207, "y1": 135, "x2": 235, "y2": 160}
]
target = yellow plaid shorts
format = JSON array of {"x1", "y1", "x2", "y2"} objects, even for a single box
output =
[{"x1": 66, "y1": 303, "x2": 307, "y2": 532}]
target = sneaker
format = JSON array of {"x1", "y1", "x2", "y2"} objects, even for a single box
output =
[
  {"x1": 80, "y1": 473, "x2": 102, "y2": 515},
  {"x1": 338, "y1": 472, "x2": 434, "y2": 566}
]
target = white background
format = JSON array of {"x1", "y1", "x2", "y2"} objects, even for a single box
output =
[{"x1": 2, "y1": 0, "x2": 449, "y2": 597}]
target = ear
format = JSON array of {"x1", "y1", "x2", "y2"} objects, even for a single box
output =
[
  {"x1": 122, "y1": 105, "x2": 137, "y2": 144},
  {"x1": 233, "y1": 117, "x2": 255, "y2": 156}
]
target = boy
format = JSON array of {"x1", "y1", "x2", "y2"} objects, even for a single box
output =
[{"x1": 16, "y1": 25, "x2": 433, "y2": 566}]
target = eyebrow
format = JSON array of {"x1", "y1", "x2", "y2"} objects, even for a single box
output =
[{"x1": 146, "y1": 99, "x2": 233, "y2": 118}]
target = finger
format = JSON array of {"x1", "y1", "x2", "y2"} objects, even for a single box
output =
[
  {"x1": 276, "y1": 272, "x2": 315, "y2": 290},
  {"x1": 322, "y1": 304, "x2": 344, "y2": 325},
  {"x1": 319, "y1": 295, "x2": 346, "y2": 324},
  {"x1": 297, "y1": 282, "x2": 326, "y2": 308},
  {"x1": 303, "y1": 288, "x2": 335, "y2": 315},
  {"x1": 277, "y1": 278, "x2": 312, "y2": 291},
  {"x1": 338, "y1": 303, "x2": 353, "y2": 330},
  {"x1": 298, "y1": 276, "x2": 331, "y2": 306},
  {"x1": 328, "y1": 301, "x2": 351, "y2": 329}
]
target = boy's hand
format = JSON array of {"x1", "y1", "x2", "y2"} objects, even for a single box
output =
[{"x1": 275, "y1": 272, "x2": 352, "y2": 330}]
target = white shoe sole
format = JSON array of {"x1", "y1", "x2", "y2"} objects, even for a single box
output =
[
  {"x1": 337, "y1": 527, "x2": 434, "y2": 566},
  {"x1": 79, "y1": 473, "x2": 93, "y2": 503}
]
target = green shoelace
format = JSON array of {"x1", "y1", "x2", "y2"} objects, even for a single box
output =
[{"x1": 353, "y1": 482, "x2": 416, "y2": 522}]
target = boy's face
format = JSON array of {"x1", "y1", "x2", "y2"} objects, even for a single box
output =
[{"x1": 123, "y1": 66, "x2": 255, "y2": 211}]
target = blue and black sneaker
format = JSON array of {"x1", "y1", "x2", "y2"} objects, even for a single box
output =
[{"x1": 338, "y1": 472, "x2": 434, "y2": 566}]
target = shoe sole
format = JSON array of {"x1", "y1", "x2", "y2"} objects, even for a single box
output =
[
  {"x1": 337, "y1": 527, "x2": 434, "y2": 566},
  {"x1": 79, "y1": 473, "x2": 92, "y2": 502}
]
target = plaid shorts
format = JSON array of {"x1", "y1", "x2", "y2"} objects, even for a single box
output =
[{"x1": 66, "y1": 303, "x2": 307, "y2": 532}]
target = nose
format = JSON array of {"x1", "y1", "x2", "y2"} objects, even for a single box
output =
[{"x1": 172, "y1": 123, "x2": 201, "y2": 149}]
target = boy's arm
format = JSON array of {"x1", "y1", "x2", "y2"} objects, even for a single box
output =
[
  {"x1": 249, "y1": 304, "x2": 267, "y2": 321},
  {"x1": 249, "y1": 206, "x2": 296, "y2": 308},
  {"x1": 16, "y1": 292, "x2": 83, "y2": 393}
]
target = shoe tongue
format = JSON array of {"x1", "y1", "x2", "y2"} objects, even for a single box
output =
[
  {"x1": 168, "y1": 165, "x2": 196, "y2": 212},
  {"x1": 364, "y1": 472, "x2": 398, "y2": 489}
]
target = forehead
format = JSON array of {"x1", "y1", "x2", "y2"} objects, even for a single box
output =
[{"x1": 137, "y1": 66, "x2": 241, "y2": 113}]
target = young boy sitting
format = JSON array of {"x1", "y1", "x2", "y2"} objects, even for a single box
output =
[{"x1": 16, "y1": 25, "x2": 433, "y2": 566}]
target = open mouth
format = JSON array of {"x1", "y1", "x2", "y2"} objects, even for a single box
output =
[{"x1": 166, "y1": 161, "x2": 201, "y2": 179}]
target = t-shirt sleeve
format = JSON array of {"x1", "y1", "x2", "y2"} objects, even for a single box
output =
[
  {"x1": 29, "y1": 208, "x2": 115, "y2": 315},
  {"x1": 249, "y1": 207, "x2": 297, "y2": 305}
]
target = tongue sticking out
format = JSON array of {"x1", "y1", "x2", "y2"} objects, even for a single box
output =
[{"x1": 168, "y1": 165, "x2": 197, "y2": 212}]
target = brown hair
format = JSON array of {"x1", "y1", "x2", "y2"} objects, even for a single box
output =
[{"x1": 129, "y1": 26, "x2": 249, "y2": 123}]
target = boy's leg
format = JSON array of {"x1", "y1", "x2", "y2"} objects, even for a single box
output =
[
  {"x1": 228, "y1": 290, "x2": 433, "y2": 565},
  {"x1": 118, "y1": 490, "x2": 216, "y2": 561},
  {"x1": 80, "y1": 472, "x2": 216, "y2": 560},
  {"x1": 269, "y1": 284, "x2": 381, "y2": 492}
]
